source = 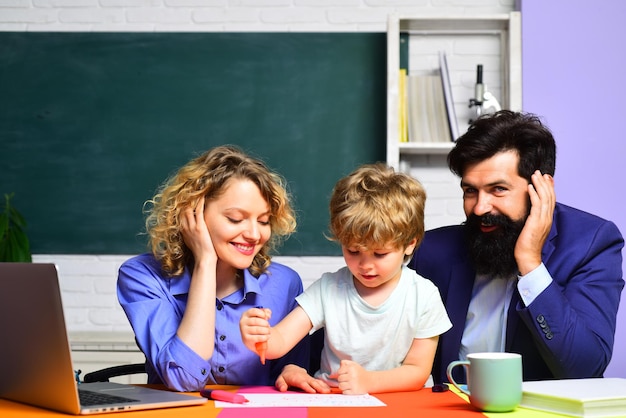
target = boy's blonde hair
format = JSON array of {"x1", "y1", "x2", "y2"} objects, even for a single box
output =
[{"x1": 328, "y1": 163, "x2": 426, "y2": 261}]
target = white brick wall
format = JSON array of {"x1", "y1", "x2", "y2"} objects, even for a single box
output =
[
  {"x1": 33, "y1": 254, "x2": 346, "y2": 333},
  {"x1": 11, "y1": 0, "x2": 516, "y2": 332},
  {"x1": 0, "y1": 1, "x2": 516, "y2": 32}
]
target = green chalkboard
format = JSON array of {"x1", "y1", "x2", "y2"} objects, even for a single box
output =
[{"x1": 0, "y1": 32, "x2": 386, "y2": 256}]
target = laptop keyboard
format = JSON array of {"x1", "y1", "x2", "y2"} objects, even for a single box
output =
[{"x1": 79, "y1": 389, "x2": 140, "y2": 407}]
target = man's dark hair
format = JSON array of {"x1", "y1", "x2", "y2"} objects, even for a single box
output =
[{"x1": 448, "y1": 110, "x2": 556, "y2": 181}]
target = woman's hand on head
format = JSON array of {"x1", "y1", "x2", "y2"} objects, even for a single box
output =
[{"x1": 181, "y1": 198, "x2": 217, "y2": 264}]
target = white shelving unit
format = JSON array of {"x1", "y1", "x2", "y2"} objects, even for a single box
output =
[{"x1": 386, "y1": 12, "x2": 522, "y2": 170}]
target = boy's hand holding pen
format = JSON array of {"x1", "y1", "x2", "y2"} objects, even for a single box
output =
[
  {"x1": 240, "y1": 306, "x2": 272, "y2": 364},
  {"x1": 255, "y1": 306, "x2": 271, "y2": 364}
]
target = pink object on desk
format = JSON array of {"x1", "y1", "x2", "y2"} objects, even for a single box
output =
[{"x1": 200, "y1": 389, "x2": 248, "y2": 404}]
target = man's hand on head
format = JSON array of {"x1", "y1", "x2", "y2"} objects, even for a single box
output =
[{"x1": 515, "y1": 171, "x2": 555, "y2": 275}]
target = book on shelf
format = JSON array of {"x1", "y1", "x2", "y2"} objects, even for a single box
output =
[
  {"x1": 398, "y1": 68, "x2": 408, "y2": 143},
  {"x1": 439, "y1": 51, "x2": 459, "y2": 141},
  {"x1": 520, "y1": 377, "x2": 626, "y2": 417},
  {"x1": 406, "y1": 73, "x2": 451, "y2": 143}
]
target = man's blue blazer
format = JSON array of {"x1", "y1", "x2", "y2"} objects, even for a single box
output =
[{"x1": 409, "y1": 203, "x2": 624, "y2": 384}]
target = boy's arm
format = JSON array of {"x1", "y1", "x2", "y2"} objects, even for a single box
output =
[
  {"x1": 267, "y1": 306, "x2": 313, "y2": 359},
  {"x1": 336, "y1": 336, "x2": 438, "y2": 395},
  {"x1": 240, "y1": 305, "x2": 313, "y2": 360}
]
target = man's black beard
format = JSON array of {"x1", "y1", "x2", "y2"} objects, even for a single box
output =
[{"x1": 464, "y1": 213, "x2": 527, "y2": 278}]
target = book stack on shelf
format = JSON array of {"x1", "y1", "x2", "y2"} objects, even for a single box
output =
[
  {"x1": 399, "y1": 51, "x2": 458, "y2": 145},
  {"x1": 439, "y1": 50, "x2": 459, "y2": 141},
  {"x1": 398, "y1": 68, "x2": 408, "y2": 143}
]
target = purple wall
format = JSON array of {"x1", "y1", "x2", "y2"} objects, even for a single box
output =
[{"x1": 521, "y1": 0, "x2": 626, "y2": 377}]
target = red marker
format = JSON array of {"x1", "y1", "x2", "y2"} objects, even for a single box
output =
[
  {"x1": 256, "y1": 341, "x2": 267, "y2": 365},
  {"x1": 200, "y1": 389, "x2": 248, "y2": 404}
]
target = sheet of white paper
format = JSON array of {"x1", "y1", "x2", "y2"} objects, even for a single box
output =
[{"x1": 215, "y1": 393, "x2": 386, "y2": 408}]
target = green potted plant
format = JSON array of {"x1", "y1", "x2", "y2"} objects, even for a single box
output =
[{"x1": 0, "y1": 193, "x2": 32, "y2": 262}]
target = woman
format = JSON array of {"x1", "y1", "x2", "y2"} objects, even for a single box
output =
[{"x1": 117, "y1": 145, "x2": 309, "y2": 391}]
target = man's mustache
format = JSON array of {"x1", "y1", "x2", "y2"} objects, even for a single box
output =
[{"x1": 467, "y1": 213, "x2": 512, "y2": 229}]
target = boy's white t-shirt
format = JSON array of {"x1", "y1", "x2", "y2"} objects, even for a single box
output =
[{"x1": 296, "y1": 265, "x2": 452, "y2": 385}]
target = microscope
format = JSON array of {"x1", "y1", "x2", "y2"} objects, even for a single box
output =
[{"x1": 468, "y1": 64, "x2": 501, "y2": 123}]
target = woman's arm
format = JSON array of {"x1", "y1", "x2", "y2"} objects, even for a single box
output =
[{"x1": 117, "y1": 258, "x2": 213, "y2": 391}]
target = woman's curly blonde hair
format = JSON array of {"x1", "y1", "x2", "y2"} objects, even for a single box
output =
[{"x1": 144, "y1": 145, "x2": 296, "y2": 277}]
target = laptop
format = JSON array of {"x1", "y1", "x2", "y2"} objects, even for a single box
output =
[{"x1": 0, "y1": 262, "x2": 207, "y2": 414}]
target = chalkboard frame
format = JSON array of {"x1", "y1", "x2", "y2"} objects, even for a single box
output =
[{"x1": 0, "y1": 32, "x2": 386, "y2": 256}]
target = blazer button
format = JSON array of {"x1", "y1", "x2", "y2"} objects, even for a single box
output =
[
  {"x1": 536, "y1": 314, "x2": 545, "y2": 323},
  {"x1": 545, "y1": 332, "x2": 554, "y2": 340}
]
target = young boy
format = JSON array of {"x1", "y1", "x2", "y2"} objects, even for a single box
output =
[{"x1": 240, "y1": 163, "x2": 452, "y2": 394}]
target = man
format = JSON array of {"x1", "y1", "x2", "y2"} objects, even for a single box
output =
[{"x1": 409, "y1": 110, "x2": 624, "y2": 384}]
